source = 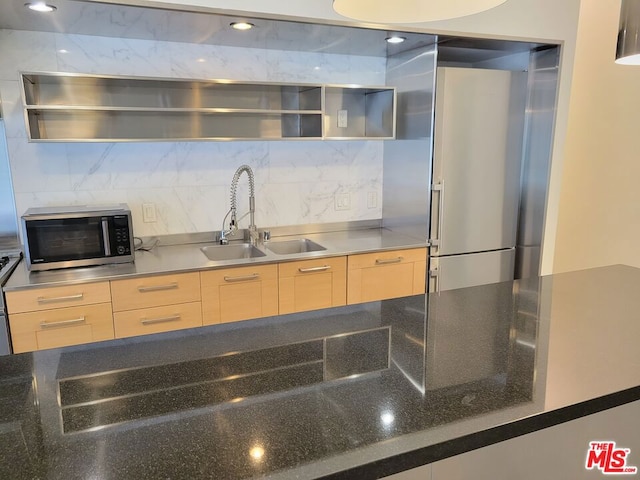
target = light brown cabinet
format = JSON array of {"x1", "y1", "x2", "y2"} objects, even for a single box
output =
[
  {"x1": 347, "y1": 248, "x2": 427, "y2": 305},
  {"x1": 6, "y1": 282, "x2": 114, "y2": 353},
  {"x1": 110, "y1": 272, "x2": 202, "y2": 338},
  {"x1": 278, "y1": 256, "x2": 347, "y2": 314},
  {"x1": 5, "y1": 246, "x2": 426, "y2": 352},
  {"x1": 113, "y1": 302, "x2": 202, "y2": 338},
  {"x1": 201, "y1": 264, "x2": 278, "y2": 325},
  {"x1": 6, "y1": 281, "x2": 112, "y2": 313}
]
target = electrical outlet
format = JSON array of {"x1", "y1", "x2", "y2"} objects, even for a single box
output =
[
  {"x1": 335, "y1": 193, "x2": 351, "y2": 211},
  {"x1": 337, "y1": 109, "x2": 348, "y2": 128},
  {"x1": 142, "y1": 203, "x2": 157, "y2": 223},
  {"x1": 367, "y1": 191, "x2": 378, "y2": 209}
]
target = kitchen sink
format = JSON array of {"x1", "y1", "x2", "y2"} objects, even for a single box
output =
[
  {"x1": 266, "y1": 239, "x2": 326, "y2": 255},
  {"x1": 200, "y1": 244, "x2": 266, "y2": 261}
]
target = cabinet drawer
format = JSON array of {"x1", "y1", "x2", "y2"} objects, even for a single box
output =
[
  {"x1": 279, "y1": 256, "x2": 347, "y2": 314},
  {"x1": 113, "y1": 301, "x2": 202, "y2": 338},
  {"x1": 111, "y1": 272, "x2": 200, "y2": 312},
  {"x1": 9, "y1": 303, "x2": 114, "y2": 353},
  {"x1": 347, "y1": 248, "x2": 426, "y2": 269},
  {"x1": 6, "y1": 282, "x2": 111, "y2": 314}
]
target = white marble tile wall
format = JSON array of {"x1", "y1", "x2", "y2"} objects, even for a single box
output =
[{"x1": 0, "y1": 29, "x2": 385, "y2": 237}]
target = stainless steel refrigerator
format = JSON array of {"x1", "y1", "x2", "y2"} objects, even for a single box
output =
[{"x1": 428, "y1": 67, "x2": 527, "y2": 293}]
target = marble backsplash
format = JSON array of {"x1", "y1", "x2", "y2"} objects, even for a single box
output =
[{"x1": 0, "y1": 29, "x2": 386, "y2": 237}]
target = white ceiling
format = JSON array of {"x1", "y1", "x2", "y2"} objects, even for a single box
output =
[{"x1": 0, "y1": 0, "x2": 543, "y2": 60}]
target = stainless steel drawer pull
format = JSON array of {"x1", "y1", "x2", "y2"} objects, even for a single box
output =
[
  {"x1": 37, "y1": 293, "x2": 84, "y2": 304},
  {"x1": 40, "y1": 316, "x2": 86, "y2": 328},
  {"x1": 141, "y1": 314, "x2": 181, "y2": 325},
  {"x1": 375, "y1": 257, "x2": 404, "y2": 265},
  {"x1": 137, "y1": 282, "x2": 179, "y2": 293},
  {"x1": 223, "y1": 274, "x2": 260, "y2": 282},
  {"x1": 298, "y1": 265, "x2": 331, "y2": 273}
]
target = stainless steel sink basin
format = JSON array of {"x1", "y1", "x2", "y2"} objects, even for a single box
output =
[
  {"x1": 201, "y1": 244, "x2": 266, "y2": 261},
  {"x1": 266, "y1": 239, "x2": 326, "y2": 255}
]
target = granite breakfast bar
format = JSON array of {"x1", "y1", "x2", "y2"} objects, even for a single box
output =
[{"x1": 1, "y1": 265, "x2": 639, "y2": 479}]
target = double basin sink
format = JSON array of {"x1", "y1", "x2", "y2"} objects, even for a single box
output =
[{"x1": 200, "y1": 238, "x2": 326, "y2": 261}]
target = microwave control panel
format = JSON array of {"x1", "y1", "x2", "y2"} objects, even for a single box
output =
[{"x1": 112, "y1": 215, "x2": 132, "y2": 256}]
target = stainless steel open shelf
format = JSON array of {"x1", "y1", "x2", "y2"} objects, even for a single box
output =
[
  {"x1": 21, "y1": 72, "x2": 395, "y2": 142},
  {"x1": 324, "y1": 86, "x2": 396, "y2": 139}
]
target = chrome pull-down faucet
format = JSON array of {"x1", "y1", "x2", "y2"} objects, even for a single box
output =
[{"x1": 220, "y1": 165, "x2": 258, "y2": 245}]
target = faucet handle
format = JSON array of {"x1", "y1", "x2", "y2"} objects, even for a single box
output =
[{"x1": 262, "y1": 230, "x2": 271, "y2": 242}]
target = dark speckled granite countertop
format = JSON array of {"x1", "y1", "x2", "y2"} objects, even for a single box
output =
[{"x1": 1, "y1": 265, "x2": 640, "y2": 479}]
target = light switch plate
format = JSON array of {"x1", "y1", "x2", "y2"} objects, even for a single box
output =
[
  {"x1": 335, "y1": 193, "x2": 351, "y2": 211},
  {"x1": 337, "y1": 109, "x2": 348, "y2": 128},
  {"x1": 367, "y1": 191, "x2": 378, "y2": 209},
  {"x1": 142, "y1": 203, "x2": 157, "y2": 223}
]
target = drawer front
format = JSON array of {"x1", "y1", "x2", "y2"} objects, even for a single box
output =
[
  {"x1": 279, "y1": 257, "x2": 347, "y2": 314},
  {"x1": 347, "y1": 248, "x2": 426, "y2": 270},
  {"x1": 111, "y1": 272, "x2": 200, "y2": 312},
  {"x1": 6, "y1": 282, "x2": 111, "y2": 314},
  {"x1": 201, "y1": 264, "x2": 278, "y2": 325},
  {"x1": 9, "y1": 303, "x2": 114, "y2": 353},
  {"x1": 113, "y1": 301, "x2": 202, "y2": 338}
]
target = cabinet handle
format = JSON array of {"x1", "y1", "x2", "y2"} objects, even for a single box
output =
[
  {"x1": 37, "y1": 293, "x2": 84, "y2": 304},
  {"x1": 137, "y1": 282, "x2": 179, "y2": 293},
  {"x1": 298, "y1": 265, "x2": 331, "y2": 273},
  {"x1": 375, "y1": 257, "x2": 403, "y2": 265},
  {"x1": 224, "y1": 273, "x2": 260, "y2": 282},
  {"x1": 141, "y1": 314, "x2": 181, "y2": 325},
  {"x1": 40, "y1": 316, "x2": 86, "y2": 328}
]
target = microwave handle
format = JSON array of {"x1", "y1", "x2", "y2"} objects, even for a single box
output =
[{"x1": 102, "y1": 219, "x2": 111, "y2": 256}]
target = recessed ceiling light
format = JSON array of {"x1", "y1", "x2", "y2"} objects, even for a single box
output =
[
  {"x1": 385, "y1": 36, "x2": 406, "y2": 44},
  {"x1": 230, "y1": 22, "x2": 255, "y2": 31},
  {"x1": 25, "y1": 2, "x2": 57, "y2": 12}
]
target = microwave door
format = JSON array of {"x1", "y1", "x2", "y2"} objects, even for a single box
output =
[
  {"x1": 101, "y1": 218, "x2": 111, "y2": 257},
  {"x1": 26, "y1": 217, "x2": 105, "y2": 264}
]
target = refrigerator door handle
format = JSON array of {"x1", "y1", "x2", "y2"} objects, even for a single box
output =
[
  {"x1": 429, "y1": 265, "x2": 440, "y2": 294},
  {"x1": 429, "y1": 181, "x2": 445, "y2": 248}
]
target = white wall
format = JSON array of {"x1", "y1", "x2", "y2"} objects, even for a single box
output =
[
  {"x1": 0, "y1": 29, "x2": 385, "y2": 237},
  {"x1": 554, "y1": 0, "x2": 640, "y2": 273}
]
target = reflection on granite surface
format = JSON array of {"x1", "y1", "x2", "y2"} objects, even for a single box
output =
[
  {"x1": 0, "y1": 354, "x2": 42, "y2": 479},
  {"x1": 7, "y1": 266, "x2": 640, "y2": 479},
  {"x1": 4, "y1": 274, "x2": 539, "y2": 479},
  {"x1": 58, "y1": 326, "x2": 391, "y2": 434}
]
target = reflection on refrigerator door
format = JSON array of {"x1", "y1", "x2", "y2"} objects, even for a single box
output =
[{"x1": 425, "y1": 281, "x2": 514, "y2": 390}]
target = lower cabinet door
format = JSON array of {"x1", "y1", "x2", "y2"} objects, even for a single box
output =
[
  {"x1": 278, "y1": 256, "x2": 347, "y2": 314},
  {"x1": 113, "y1": 301, "x2": 202, "y2": 338},
  {"x1": 9, "y1": 303, "x2": 114, "y2": 353},
  {"x1": 201, "y1": 264, "x2": 278, "y2": 325}
]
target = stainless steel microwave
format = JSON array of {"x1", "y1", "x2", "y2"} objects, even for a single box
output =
[{"x1": 22, "y1": 205, "x2": 134, "y2": 271}]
